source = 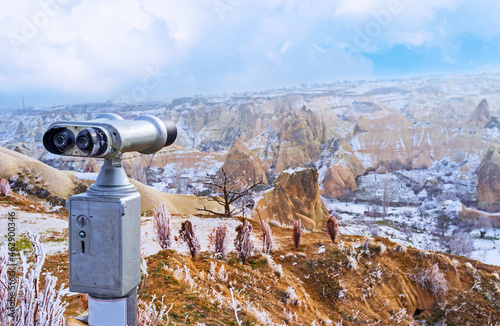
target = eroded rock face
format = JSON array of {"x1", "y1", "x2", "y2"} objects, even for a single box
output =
[
  {"x1": 218, "y1": 138, "x2": 267, "y2": 189},
  {"x1": 468, "y1": 99, "x2": 491, "y2": 126},
  {"x1": 320, "y1": 139, "x2": 366, "y2": 198},
  {"x1": 274, "y1": 107, "x2": 324, "y2": 172},
  {"x1": 352, "y1": 113, "x2": 483, "y2": 171},
  {"x1": 255, "y1": 167, "x2": 329, "y2": 230},
  {"x1": 477, "y1": 144, "x2": 500, "y2": 211}
]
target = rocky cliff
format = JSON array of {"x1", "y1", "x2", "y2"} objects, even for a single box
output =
[
  {"x1": 468, "y1": 98, "x2": 491, "y2": 126},
  {"x1": 218, "y1": 138, "x2": 267, "y2": 189},
  {"x1": 319, "y1": 138, "x2": 366, "y2": 198},
  {"x1": 255, "y1": 167, "x2": 329, "y2": 230},
  {"x1": 477, "y1": 144, "x2": 500, "y2": 211}
]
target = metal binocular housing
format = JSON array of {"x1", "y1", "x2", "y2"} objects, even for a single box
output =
[
  {"x1": 43, "y1": 113, "x2": 177, "y2": 159},
  {"x1": 41, "y1": 113, "x2": 177, "y2": 325}
]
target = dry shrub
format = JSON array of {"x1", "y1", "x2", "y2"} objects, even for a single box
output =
[
  {"x1": 260, "y1": 221, "x2": 274, "y2": 254},
  {"x1": 292, "y1": 219, "x2": 302, "y2": 249},
  {"x1": 179, "y1": 220, "x2": 201, "y2": 257},
  {"x1": 261, "y1": 254, "x2": 283, "y2": 278},
  {"x1": 0, "y1": 179, "x2": 11, "y2": 196},
  {"x1": 0, "y1": 231, "x2": 67, "y2": 326},
  {"x1": 410, "y1": 263, "x2": 449, "y2": 296},
  {"x1": 326, "y1": 215, "x2": 341, "y2": 243},
  {"x1": 210, "y1": 223, "x2": 229, "y2": 260},
  {"x1": 284, "y1": 286, "x2": 301, "y2": 306},
  {"x1": 234, "y1": 219, "x2": 254, "y2": 264},
  {"x1": 153, "y1": 202, "x2": 172, "y2": 250},
  {"x1": 137, "y1": 295, "x2": 173, "y2": 326}
]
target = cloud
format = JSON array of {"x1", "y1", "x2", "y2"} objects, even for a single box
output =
[
  {"x1": 313, "y1": 44, "x2": 325, "y2": 53},
  {"x1": 0, "y1": 0, "x2": 498, "y2": 106},
  {"x1": 280, "y1": 41, "x2": 293, "y2": 53}
]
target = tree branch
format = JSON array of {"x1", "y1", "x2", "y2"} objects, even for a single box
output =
[{"x1": 196, "y1": 207, "x2": 228, "y2": 217}]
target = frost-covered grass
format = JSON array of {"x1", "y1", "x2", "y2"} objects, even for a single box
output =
[
  {"x1": 0, "y1": 206, "x2": 68, "y2": 255},
  {"x1": 141, "y1": 215, "x2": 262, "y2": 257}
]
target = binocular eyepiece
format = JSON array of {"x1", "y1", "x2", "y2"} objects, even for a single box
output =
[{"x1": 43, "y1": 113, "x2": 177, "y2": 159}]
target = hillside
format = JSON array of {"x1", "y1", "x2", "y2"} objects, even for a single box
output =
[
  {"x1": 0, "y1": 146, "x2": 224, "y2": 215},
  {"x1": 3, "y1": 190, "x2": 498, "y2": 325},
  {"x1": 2, "y1": 179, "x2": 499, "y2": 324}
]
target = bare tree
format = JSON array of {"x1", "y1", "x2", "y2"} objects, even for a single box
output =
[
  {"x1": 435, "y1": 213, "x2": 451, "y2": 238},
  {"x1": 0, "y1": 179, "x2": 11, "y2": 196},
  {"x1": 382, "y1": 178, "x2": 390, "y2": 216},
  {"x1": 339, "y1": 189, "x2": 353, "y2": 206},
  {"x1": 256, "y1": 212, "x2": 274, "y2": 254},
  {"x1": 173, "y1": 170, "x2": 182, "y2": 194},
  {"x1": 449, "y1": 231, "x2": 474, "y2": 257},
  {"x1": 475, "y1": 217, "x2": 492, "y2": 239},
  {"x1": 198, "y1": 169, "x2": 262, "y2": 217}
]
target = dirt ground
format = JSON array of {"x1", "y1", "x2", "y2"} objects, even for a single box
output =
[{"x1": 3, "y1": 193, "x2": 500, "y2": 325}]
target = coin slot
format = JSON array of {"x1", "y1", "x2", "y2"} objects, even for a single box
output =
[{"x1": 81, "y1": 241, "x2": 85, "y2": 254}]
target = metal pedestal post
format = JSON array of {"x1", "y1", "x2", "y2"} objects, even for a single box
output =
[
  {"x1": 68, "y1": 158, "x2": 141, "y2": 326},
  {"x1": 89, "y1": 287, "x2": 137, "y2": 326}
]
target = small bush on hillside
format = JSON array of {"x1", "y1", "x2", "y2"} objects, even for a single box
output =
[
  {"x1": 179, "y1": 220, "x2": 201, "y2": 257},
  {"x1": 0, "y1": 179, "x2": 11, "y2": 196},
  {"x1": 284, "y1": 286, "x2": 301, "y2": 306},
  {"x1": 234, "y1": 219, "x2": 254, "y2": 264},
  {"x1": 410, "y1": 263, "x2": 449, "y2": 296},
  {"x1": 137, "y1": 295, "x2": 173, "y2": 326},
  {"x1": 153, "y1": 202, "x2": 172, "y2": 250},
  {"x1": 326, "y1": 215, "x2": 341, "y2": 243},
  {"x1": 210, "y1": 223, "x2": 229, "y2": 260},
  {"x1": 260, "y1": 220, "x2": 274, "y2": 254},
  {"x1": 292, "y1": 220, "x2": 302, "y2": 249}
]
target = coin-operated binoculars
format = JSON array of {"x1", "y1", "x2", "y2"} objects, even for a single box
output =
[{"x1": 43, "y1": 113, "x2": 176, "y2": 326}]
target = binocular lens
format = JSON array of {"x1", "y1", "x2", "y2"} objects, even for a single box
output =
[
  {"x1": 51, "y1": 129, "x2": 75, "y2": 151},
  {"x1": 54, "y1": 133, "x2": 68, "y2": 148},
  {"x1": 76, "y1": 128, "x2": 105, "y2": 156},
  {"x1": 77, "y1": 134, "x2": 91, "y2": 150}
]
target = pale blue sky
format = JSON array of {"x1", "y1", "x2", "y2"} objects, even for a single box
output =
[{"x1": 0, "y1": 0, "x2": 499, "y2": 107}]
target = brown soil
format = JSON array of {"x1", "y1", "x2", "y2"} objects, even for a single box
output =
[
  {"x1": 30, "y1": 218, "x2": 500, "y2": 325},
  {"x1": 5, "y1": 192, "x2": 499, "y2": 325}
]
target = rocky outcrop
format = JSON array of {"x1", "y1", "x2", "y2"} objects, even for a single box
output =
[
  {"x1": 352, "y1": 113, "x2": 483, "y2": 171},
  {"x1": 468, "y1": 99, "x2": 491, "y2": 126},
  {"x1": 320, "y1": 139, "x2": 366, "y2": 198},
  {"x1": 274, "y1": 107, "x2": 324, "y2": 172},
  {"x1": 255, "y1": 167, "x2": 329, "y2": 230},
  {"x1": 218, "y1": 139, "x2": 267, "y2": 188},
  {"x1": 355, "y1": 114, "x2": 413, "y2": 133},
  {"x1": 322, "y1": 166, "x2": 357, "y2": 197},
  {"x1": 477, "y1": 144, "x2": 500, "y2": 211}
]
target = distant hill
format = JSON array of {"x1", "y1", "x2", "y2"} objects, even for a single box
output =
[{"x1": 0, "y1": 146, "x2": 223, "y2": 215}]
